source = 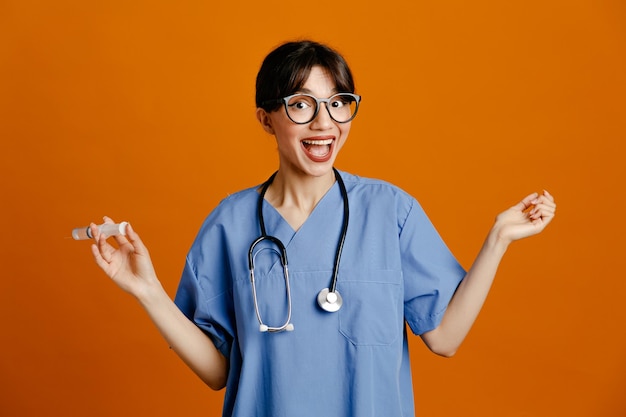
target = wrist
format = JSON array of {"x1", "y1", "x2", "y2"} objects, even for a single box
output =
[
  {"x1": 135, "y1": 279, "x2": 168, "y2": 308},
  {"x1": 485, "y1": 225, "x2": 511, "y2": 256}
]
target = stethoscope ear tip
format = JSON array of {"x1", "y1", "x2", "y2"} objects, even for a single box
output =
[
  {"x1": 286, "y1": 323, "x2": 294, "y2": 331},
  {"x1": 259, "y1": 324, "x2": 269, "y2": 332}
]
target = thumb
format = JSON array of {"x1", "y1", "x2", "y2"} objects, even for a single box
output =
[{"x1": 512, "y1": 192, "x2": 539, "y2": 212}]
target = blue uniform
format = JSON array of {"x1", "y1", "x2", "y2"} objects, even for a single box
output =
[{"x1": 175, "y1": 171, "x2": 466, "y2": 417}]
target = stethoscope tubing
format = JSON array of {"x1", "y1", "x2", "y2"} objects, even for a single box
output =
[
  {"x1": 249, "y1": 168, "x2": 349, "y2": 332},
  {"x1": 330, "y1": 171, "x2": 349, "y2": 293},
  {"x1": 248, "y1": 243, "x2": 293, "y2": 332}
]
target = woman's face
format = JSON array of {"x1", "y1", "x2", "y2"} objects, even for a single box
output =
[{"x1": 257, "y1": 66, "x2": 352, "y2": 179}]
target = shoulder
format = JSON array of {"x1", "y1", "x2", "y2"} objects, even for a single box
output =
[
  {"x1": 337, "y1": 170, "x2": 421, "y2": 226},
  {"x1": 338, "y1": 170, "x2": 416, "y2": 204},
  {"x1": 188, "y1": 183, "x2": 261, "y2": 249},
  {"x1": 338, "y1": 170, "x2": 409, "y2": 195},
  {"x1": 203, "y1": 180, "x2": 266, "y2": 222}
]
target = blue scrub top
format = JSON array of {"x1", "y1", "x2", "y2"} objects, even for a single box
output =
[{"x1": 175, "y1": 171, "x2": 466, "y2": 417}]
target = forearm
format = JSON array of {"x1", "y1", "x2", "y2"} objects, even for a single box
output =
[
  {"x1": 419, "y1": 190, "x2": 555, "y2": 356},
  {"x1": 421, "y1": 229, "x2": 509, "y2": 357},
  {"x1": 89, "y1": 222, "x2": 228, "y2": 389},
  {"x1": 136, "y1": 283, "x2": 228, "y2": 390}
]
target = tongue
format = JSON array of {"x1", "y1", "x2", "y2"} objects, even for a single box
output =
[{"x1": 305, "y1": 144, "x2": 330, "y2": 157}]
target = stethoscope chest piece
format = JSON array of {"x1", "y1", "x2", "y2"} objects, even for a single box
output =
[
  {"x1": 317, "y1": 288, "x2": 343, "y2": 312},
  {"x1": 251, "y1": 168, "x2": 349, "y2": 332}
]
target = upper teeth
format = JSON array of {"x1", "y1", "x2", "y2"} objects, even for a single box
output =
[{"x1": 303, "y1": 139, "x2": 333, "y2": 145}]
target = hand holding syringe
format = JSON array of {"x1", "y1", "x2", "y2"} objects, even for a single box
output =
[
  {"x1": 72, "y1": 222, "x2": 129, "y2": 240},
  {"x1": 75, "y1": 217, "x2": 153, "y2": 296},
  {"x1": 77, "y1": 217, "x2": 227, "y2": 386}
]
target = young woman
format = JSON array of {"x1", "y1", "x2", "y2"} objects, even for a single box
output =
[{"x1": 90, "y1": 40, "x2": 556, "y2": 417}]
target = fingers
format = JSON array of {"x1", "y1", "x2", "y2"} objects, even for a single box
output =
[
  {"x1": 91, "y1": 242, "x2": 104, "y2": 265},
  {"x1": 508, "y1": 190, "x2": 557, "y2": 227},
  {"x1": 96, "y1": 230, "x2": 115, "y2": 262},
  {"x1": 89, "y1": 216, "x2": 148, "y2": 263},
  {"x1": 90, "y1": 234, "x2": 113, "y2": 273},
  {"x1": 531, "y1": 191, "x2": 557, "y2": 223},
  {"x1": 89, "y1": 222, "x2": 101, "y2": 241},
  {"x1": 89, "y1": 216, "x2": 129, "y2": 265},
  {"x1": 513, "y1": 190, "x2": 556, "y2": 211},
  {"x1": 124, "y1": 223, "x2": 149, "y2": 257},
  {"x1": 513, "y1": 192, "x2": 540, "y2": 212},
  {"x1": 542, "y1": 189, "x2": 554, "y2": 202},
  {"x1": 101, "y1": 215, "x2": 132, "y2": 247},
  {"x1": 519, "y1": 190, "x2": 556, "y2": 226}
]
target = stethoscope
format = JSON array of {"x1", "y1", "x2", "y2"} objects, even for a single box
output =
[{"x1": 247, "y1": 168, "x2": 349, "y2": 333}]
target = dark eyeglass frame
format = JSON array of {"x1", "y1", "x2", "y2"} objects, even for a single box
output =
[{"x1": 263, "y1": 93, "x2": 362, "y2": 125}]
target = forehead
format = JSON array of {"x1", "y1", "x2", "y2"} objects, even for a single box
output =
[{"x1": 299, "y1": 66, "x2": 337, "y2": 95}]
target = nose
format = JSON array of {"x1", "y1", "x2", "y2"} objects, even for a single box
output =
[{"x1": 309, "y1": 102, "x2": 333, "y2": 130}]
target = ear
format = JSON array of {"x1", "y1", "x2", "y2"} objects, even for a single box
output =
[{"x1": 256, "y1": 108, "x2": 275, "y2": 135}]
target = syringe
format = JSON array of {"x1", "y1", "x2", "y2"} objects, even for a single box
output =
[{"x1": 72, "y1": 222, "x2": 129, "y2": 240}]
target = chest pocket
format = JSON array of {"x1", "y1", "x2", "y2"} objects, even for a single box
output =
[{"x1": 337, "y1": 270, "x2": 402, "y2": 346}]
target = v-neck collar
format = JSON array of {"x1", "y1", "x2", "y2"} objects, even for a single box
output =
[{"x1": 260, "y1": 179, "x2": 340, "y2": 244}]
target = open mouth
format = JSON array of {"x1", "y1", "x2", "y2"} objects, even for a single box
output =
[{"x1": 302, "y1": 138, "x2": 334, "y2": 162}]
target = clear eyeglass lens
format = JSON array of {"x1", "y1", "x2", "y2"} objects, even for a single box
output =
[{"x1": 286, "y1": 94, "x2": 358, "y2": 123}]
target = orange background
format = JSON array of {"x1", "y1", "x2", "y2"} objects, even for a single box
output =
[{"x1": 1, "y1": 1, "x2": 625, "y2": 416}]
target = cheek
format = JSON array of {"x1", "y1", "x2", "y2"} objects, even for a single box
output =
[
  {"x1": 338, "y1": 124, "x2": 351, "y2": 144},
  {"x1": 267, "y1": 112, "x2": 295, "y2": 137},
  {"x1": 276, "y1": 115, "x2": 300, "y2": 134},
  {"x1": 274, "y1": 126, "x2": 304, "y2": 150}
]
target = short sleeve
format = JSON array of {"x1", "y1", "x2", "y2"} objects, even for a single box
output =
[
  {"x1": 401, "y1": 198, "x2": 466, "y2": 335},
  {"x1": 174, "y1": 256, "x2": 234, "y2": 359},
  {"x1": 173, "y1": 187, "x2": 258, "y2": 362}
]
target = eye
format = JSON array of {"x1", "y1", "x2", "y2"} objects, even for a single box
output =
[
  {"x1": 330, "y1": 95, "x2": 353, "y2": 108},
  {"x1": 287, "y1": 95, "x2": 315, "y2": 111}
]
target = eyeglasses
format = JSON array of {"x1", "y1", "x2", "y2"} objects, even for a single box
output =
[{"x1": 265, "y1": 93, "x2": 361, "y2": 125}]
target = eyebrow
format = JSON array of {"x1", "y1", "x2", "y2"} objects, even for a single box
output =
[{"x1": 297, "y1": 87, "x2": 339, "y2": 96}]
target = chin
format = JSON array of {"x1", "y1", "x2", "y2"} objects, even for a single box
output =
[{"x1": 304, "y1": 163, "x2": 338, "y2": 179}]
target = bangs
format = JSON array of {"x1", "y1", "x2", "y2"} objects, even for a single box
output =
[
  {"x1": 284, "y1": 56, "x2": 354, "y2": 97},
  {"x1": 256, "y1": 40, "x2": 356, "y2": 111}
]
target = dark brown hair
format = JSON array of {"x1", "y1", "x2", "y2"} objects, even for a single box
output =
[{"x1": 255, "y1": 40, "x2": 356, "y2": 111}]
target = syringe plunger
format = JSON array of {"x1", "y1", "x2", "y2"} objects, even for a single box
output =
[{"x1": 72, "y1": 222, "x2": 128, "y2": 240}]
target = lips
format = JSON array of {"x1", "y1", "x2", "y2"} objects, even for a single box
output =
[{"x1": 301, "y1": 138, "x2": 334, "y2": 162}]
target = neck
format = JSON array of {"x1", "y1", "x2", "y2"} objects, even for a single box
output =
[{"x1": 264, "y1": 169, "x2": 337, "y2": 230}]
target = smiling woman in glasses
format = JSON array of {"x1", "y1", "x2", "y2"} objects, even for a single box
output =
[{"x1": 88, "y1": 40, "x2": 556, "y2": 417}]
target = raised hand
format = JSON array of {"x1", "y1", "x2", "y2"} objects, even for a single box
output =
[
  {"x1": 493, "y1": 191, "x2": 557, "y2": 244},
  {"x1": 88, "y1": 217, "x2": 228, "y2": 388},
  {"x1": 421, "y1": 190, "x2": 556, "y2": 356},
  {"x1": 90, "y1": 216, "x2": 159, "y2": 298}
]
